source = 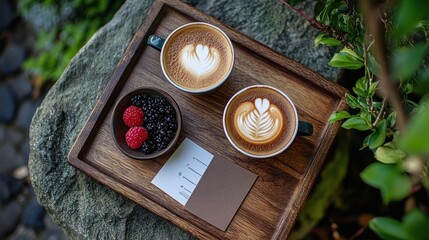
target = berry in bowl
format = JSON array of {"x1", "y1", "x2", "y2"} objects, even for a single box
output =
[{"x1": 111, "y1": 88, "x2": 182, "y2": 160}]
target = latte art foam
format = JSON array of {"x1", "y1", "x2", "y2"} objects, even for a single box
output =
[
  {"x1": 162, "y1": 24, "x2": 233, "y2": 91},
  {"x1": 223, "y1": 86, "x2": 297, "y2": 157},
  {"x1": 235, "y1": 98, "x2": 283, "y2": 144},
  {"x1": 180, "y1": 44, "x2": 220, "y2": 78}
]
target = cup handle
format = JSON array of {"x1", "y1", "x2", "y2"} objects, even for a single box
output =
[
  {"x1": 147, "y1": 35, "x2": 165, "y2": 51},
  {"x1": 298, "y1": 121, "x2": 313, "y2": 136}
]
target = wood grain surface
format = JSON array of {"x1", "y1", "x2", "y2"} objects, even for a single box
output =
[{"x1": 68, "y1": 0, "x2": 348, "y2": 239}]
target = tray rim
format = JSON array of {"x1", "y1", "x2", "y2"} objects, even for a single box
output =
[{"x1": 68, "y1": 0, "x2": 349, "y2": 239}]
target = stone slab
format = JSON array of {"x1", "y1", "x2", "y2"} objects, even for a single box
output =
[{"x1": 29, "y1": 0, "x2": 340, "y2": 239}]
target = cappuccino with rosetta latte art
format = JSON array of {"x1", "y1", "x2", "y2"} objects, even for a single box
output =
[
  {"x1": 223, "y1": 85, "x2": 298, "y2": 158},
  {"x1": 161, "y1": 23, "x2": 234, "y2": 92}
]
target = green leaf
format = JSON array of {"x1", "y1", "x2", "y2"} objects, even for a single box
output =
[
  {"x1": 370, "y1": 209, "x2": 429, "y2": 240},
  {"x1": 367, "y1": 53, "x2": 380, "y2": 76},
  {"x1": 330, "y1": 0, "x2": 347, "y2": 15},
  {"x1": 403, "y1": 83, "x2": 413, "y2": 95},
  {"x1": 369, "y1": 120, "x2": 387, "y2": 149},
  {"x1": 337, "y1": 13, "x2": 353, "y2": 34},
  {"x1": 345, "y1": 93, "x2": 359, "y2": 109},
  {"x1": 328, "y1": 111, "x2": 351, "y2": 123},
  {"x1": 403, "y1": 208, "x2": 429, "y2": 240},
  {"x1": 414, "y1": 67, "x2": 429, "y2": 96},
  {"x1": 393, "y1": 0, "x2": 429, "y2": 37},
  {"x1": 352, "y1": 87, "x2": 366, "y2": 97},
  {"x1": 392, "y1": 44, "x2": 426, "y2": 80},
  {"x1": 368, "y1": 81, "x2": 379, "y2": 97},
  {"x1": 314, "y1": 33, "x2": 341, "y2": 47},
  {"x1": 386, "y1": 172, "x2": 412, "y2": 203},
  {"x1": 353, "y1": 76, "x2": 367, "y2": 97},
  {"x1": 341, "y1": 47, "x2": 363, "y2": 61},
  {"x1": 315, "y1": 0, "x2": 334, "y2": 25},
  {"x1": 372, "y1": 101, "x2": 382, "y2": 110},
  {"x1": 361, "y1": 163, "x2": 412, "y2": 204},
  {"x1": 400, "y1": 99, "x2": 429, "y2": 155},
  {"x1": 356, "y1": 76, "x2": 367, "y2": 90},
  {"x1": 369, "y1": 217, "x2": 407, "y2": 240},
  {"x1": 360, "y1": 112, "x2": 372, "y2": 125},
  {"x1": 358, "y1": 96, "x2": 368, "y2": 109},
  {"x1": 387, "y1": 111, "x2": 397, "y2": 128},
  {"x1": 342, "y1": 117, "x2": 370, "y2": 131},
  {"x1": 375, "y1": 143, "x2": 406, "y2": 164},
  {"x1": 361, "y1": 134, "x2": 371, "y2": 150},
  {"x1": 329, "y1": 48, "x2": 364, "y2": 70}
]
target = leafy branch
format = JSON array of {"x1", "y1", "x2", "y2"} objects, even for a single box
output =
[
  {"x1": 361, "y1": 0, "x2": 408, "y2": 131},
  {"x1": 282, "y1": 0, "x2": 429, "y2": 239}
]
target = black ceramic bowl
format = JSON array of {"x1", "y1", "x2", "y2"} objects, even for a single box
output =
[{"x1": 111, "y1": 88, "x2": 182, "y2": 160}]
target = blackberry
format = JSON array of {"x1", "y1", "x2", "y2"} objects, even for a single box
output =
[
  {"x1": 165, "y1": 105, "x2": 175, "y2": 115},
  {"x1": 141, "y1": 94, "x2": 151, "y2": 100},
  {"x1": 164, "y1": 116, "x2": 173, "y2": 123},
  {"x1": 163, "y1": 136, "x2": 171, "y2": 142},
  {"x1": 132, "y1": 93, "x2": 178, "y2": 154},
  {"x1": 147, "y1": 97, "x2": 155, "y2": 106},
  {"x1": 157, "y1": 122, "x2": 166, "y2": 130},
  {"x1": 154, "y1": 97, "x2": 167, "y2": 107},
  {"x1": 141, "y1": 94, "x2": 154, "y2": 110},
  {"x1": 144, "y1": 109, "x2": 159, "y2": 123},
  {"x1": 141, "y1": 140, "x2": 155, "y2": 154},
  {"x1": 152, "y1": 113, "x2": 159, "y2": 122},
  {"x1": 141, "y1": 102, "x2": 149, "y2": 112},
  {"x1": 158, "y1": 129, "x2": 166, "y2": 136},
  {"x1": 156, "y1": 140, "x2": 168, "y2": 151},
  {"x1": 155, "y1": 134, "x2": 163, "y2": 142},
  {"x1": 147, "y1": 139, "x2": 155, "y2": 148},
  {"x1": 158, "y1": 106, "x2": 165, "y2": 114},
  {"x1": 145, "y1": 122, "x2": 156, "y2": 132},
  {"x1": 131, "y1": 94, "x2": 143, "y2": 107},
  {"x1": 167, "y1": 130, "x2": 174, "y2": 138},
  {"x1": 168, "y1": 122, "x2": 177, "y2": 131},
  {"x1": 159, "y1": 142, "x2": 168, "y2": 150},
  {"x1": 143, "y1": 115, "x2": 149, "y2": 124}
]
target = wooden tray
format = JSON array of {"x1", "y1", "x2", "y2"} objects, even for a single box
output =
[{"x1": 68, "y1": 0, "x2": 348, "y2": 239}]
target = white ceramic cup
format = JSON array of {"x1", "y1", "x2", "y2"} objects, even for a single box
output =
[
  {"x1": 223, "y1": 85, "x2": 313, "y2": 158},
  {"x1": 147, "y1": 22, "x2": 235, "y2": 94}
]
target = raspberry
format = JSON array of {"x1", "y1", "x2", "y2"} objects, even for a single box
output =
[
  {"x1": 125, "y1": 127, "x2": 148, "y2": 149},
  {"x1": 123, "y1": 106, "x2": 144, "y2": 127}
]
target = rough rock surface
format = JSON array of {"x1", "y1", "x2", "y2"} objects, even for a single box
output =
[{"x1": 29, "y1": 0, "x2": 339, "y2": 239}]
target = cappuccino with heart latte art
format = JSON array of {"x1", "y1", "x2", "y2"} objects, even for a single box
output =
[{"x1": 161, "y1": 23, "x2": 234, "y2": 92}]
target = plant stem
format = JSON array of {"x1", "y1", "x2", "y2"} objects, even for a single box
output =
[
  {"x1": 277, "y1": 0, "x2": 324, "y2": 30},
  {"x1": 372, "y1": 97, "x2": 386, "y2": 128},
  {"x1": 361, "y1": 0, "x2": 408, "y2": 132},
  {"x1": 349, "y1": 226, "x2": 368, "y2": 240},
  {"x1": 363, "y1": 33, "x2": 375, "y2": 117}
]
